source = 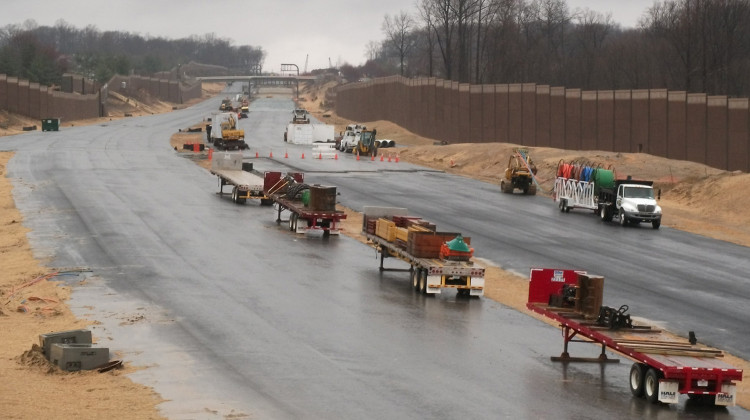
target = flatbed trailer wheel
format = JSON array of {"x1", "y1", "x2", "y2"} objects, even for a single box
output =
[
  {"x1": 418, "y1": 269, "x2": 428, "y2": 294},
  {"x1": 231, "y1": 186, "x2": 238, "y2": 203},
  {"x1": 288, "y1": 213, "x2": 297, "y2": 231},
  {"x1": 411, "y1": 267, "x2": 419, "y2": 291},
  {"x1": 629, "y1": 363, "x2": 647, "y2": 397},
  {"x1": 644, "y1": 368, "x2": 663, "y2": 403}
]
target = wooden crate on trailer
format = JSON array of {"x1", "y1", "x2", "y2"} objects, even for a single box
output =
[
  {"x1": 575, "y1": 273, "x2": 604, "y2": 319},
  {"x1": 364, "y1": 216, "x2": 378, "y2": 235},
  {"x1": 376, "y1": 218, "x2": 396, "y2": 242}
]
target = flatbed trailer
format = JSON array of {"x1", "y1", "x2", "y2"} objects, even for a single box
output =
[
  {"x1": 209, "y1": 152, "x2": 268, "y2": 204},
  {"x1": 361, "y1": 206, "x2": 484, "y2": 297},
  {"x1": 263, "y1": 171, "x2": 346, "y2": 237},
  {"x1": 210, "y1": 168, "x2": 267, "y2": 204},
  {"x1": 364, "y1": 232, "x2": 485, "y2": 296},
  {"x1": 527, "y1": 268, "x2": 742, "y2": 406}
]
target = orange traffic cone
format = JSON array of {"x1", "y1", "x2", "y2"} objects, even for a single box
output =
[
  {"x1": 270, "y1": 151, "x2": 273, "y2": 158},
  {"x1": 284, "y1": 150, "x2": 288, "y2": 158},
  {"x1": 255, "y1": 151, "x2": 259, "y2": 158},
  {"x1": 388, "y1": 154, "x2": 392, "y2": 162},
  {"x1": 301, "y1": 152, "x2": 305, "y2": 159},
  {"x1": 334, "y1": 153, "x2": 338, "y2": 160},
  {"x1": 371, "y1": 153, "x2": 375, "y2": 161},
  {"x1": 380, "y1": 154, "x2": 384, "y2": 162},
  {"x1": 356, "y1": 151, "x2": 360, "y2": 161},
  {"x1": 395, "y1": 154, "x2": 400, "y2": 163},
  {"x1": 208, "y1": 148, "x2": 213, "y2": 161},
  {"x1": 319, "y1": 152, "x2": 323, "y2": 159}
]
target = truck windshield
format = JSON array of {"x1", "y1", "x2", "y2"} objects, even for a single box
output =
[{"x1": 623, "y1": 187, "x2": 654, "y2": 199}]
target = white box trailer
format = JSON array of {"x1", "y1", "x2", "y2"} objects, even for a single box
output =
[
  {"x1": 286, "y1": 124, "x2": 313, "y2": 144},
  {"x1": 311, "y1": 124, "x2": 334, "y2": 142},
  {"x1": 285, "y1": 123, "x2": 335, "y2": 144}
]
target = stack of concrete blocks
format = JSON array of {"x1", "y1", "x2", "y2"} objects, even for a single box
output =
[{"x1": 39, "y1": 329, "x2": 109, "y2": 372}]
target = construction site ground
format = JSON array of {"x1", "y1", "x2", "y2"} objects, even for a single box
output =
[{"x1": 1, "y1": 80, "x2": 748, "y2": 418}]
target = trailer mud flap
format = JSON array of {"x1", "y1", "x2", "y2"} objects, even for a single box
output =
[
  {"x1": 716, "y1": 384, "x2": 737, "y2": 406},
  {"x1": 658, "y1": 380, "x2": 679, "y2": 404},
  {"x1": 470, "y1": 277, "x2": 485, "y2": 296},
  {"x1": 426, "y1": 275, "x2": 441, "y2": 294}
]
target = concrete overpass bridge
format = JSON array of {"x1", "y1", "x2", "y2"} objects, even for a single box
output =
[{"x1": 194, "y1": 75, "x2": 317, "y2": 96}]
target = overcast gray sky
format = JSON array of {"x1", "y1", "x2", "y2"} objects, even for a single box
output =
[{"x1": 4, "y1": 0, "x2": 656, "y2": 73}]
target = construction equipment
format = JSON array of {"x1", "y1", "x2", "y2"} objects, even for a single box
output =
[
  {"x1": 501, "y1": 148, "x2": 538, "y2": 195},
  {"x1": 356, "y1": 128, "x2": 378, "y2": 157},
  {"x1": 340, "y1": 124, "x2": 377, "y2": 157},
  {"x1": 210, "y1": 112, "x2": 247, "y2": 151},
  {"x1": 291, "y1": 108, "x2": 309, "y2": 123},
  {"x1": 219, "y1": 98, "x2": 233, "y2": 111}
]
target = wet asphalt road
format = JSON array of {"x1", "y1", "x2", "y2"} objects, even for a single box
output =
[{"x1": 3, "y1": 86, "x2": 749, "y2": 419}]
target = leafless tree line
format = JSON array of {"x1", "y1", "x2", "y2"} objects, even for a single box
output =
[
  {"x1": 377, "y1": 0, "x2": 750, "y2": 97},
  {"x1": 0, "y1": 19, "x2": 265, "y2": 84}
]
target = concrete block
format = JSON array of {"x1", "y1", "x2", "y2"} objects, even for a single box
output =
[
  {"x1": 39, "y1": 329, "x2": 92, "y2": 357},
  {"x1": 50, "y1": 343, "x2": 109, "y2": 371}
]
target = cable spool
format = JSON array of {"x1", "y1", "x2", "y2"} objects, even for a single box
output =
[{"x1": 593, "y1": 168, "x2": 615, "y2": 190}]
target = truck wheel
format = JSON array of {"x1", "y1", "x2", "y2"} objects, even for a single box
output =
[
  {"x1": 652, "y1": 220, "x2": 661, "y2": 229},
  {"x1": 558, "y1": 199, "x2": 567, "y2": 212},
  {"x1": 629, "y1": 363, "x2": 647, "y2": 397},
  {"x1": 644, "y1": 368, "x2": 662, "y2": 403},
  {"x1": 418, "y1": 269, "x2": 427, "y2": 294},
  {"x1": 620, "y1": 211, "x2": 629, "y2": 226},
  {"x1": 411, "y1": 268, "x2": 419, "y2": 291},
  {"x1": 289, "y1": 213, "x2": 297, "y2": 231},
  {"x1": 501, "y1": 181, "x2": 512, "y2": 194}
]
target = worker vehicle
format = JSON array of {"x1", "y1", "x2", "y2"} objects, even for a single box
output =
[
  {"x1": 338, "y1": 124, "x2": 363, "y2": 152},
  {"x1": 527, "y1": 268, "x2": 742, "y2": 406},
  {"x1": 263, "y1": 171, "x2": 346, "y2": 238},
  {"x1": 209, "y1": 152, "x2": 264, "y2": 204},
  {"x1": 210, "y1": 112, "x2": 247, "y2": 151},
  {"x1": 291, "y1": 108, "x2": 309, "y2": 123},
  {"x1": 501, "y1": 148, "x2": 538, "y2": 194},
  {"x1": 553, "y1": 160, "x2": 662, "y2": 229},
  {"x1": 219, "y1": 98, "x2": 233, "y2": 111},
  {"x1": 362, "y1": 206, "x2": 484, "y2": 297},
  {"x1": 339, "y1": 124, "x2": 378, "y2": 156}
]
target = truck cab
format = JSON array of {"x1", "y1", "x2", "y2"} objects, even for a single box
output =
[
  {"x1": 615, "y1": 181, "x2": 662, "y2": 229},
  {"x1": 339, "y1": 124, "x2": 365, "y2": 153}
]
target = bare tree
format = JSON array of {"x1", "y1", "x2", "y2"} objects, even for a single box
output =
[
  {"x1": 417, "y1": 0, "x2": 438, "y2": 77},
  {"x1": 383, "y1": 11, "x2": 416, "y2": 76}
]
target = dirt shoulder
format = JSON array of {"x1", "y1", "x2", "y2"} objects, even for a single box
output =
[{"x1": 0, "y1": 82, "x2": 225, "y2": 419}]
